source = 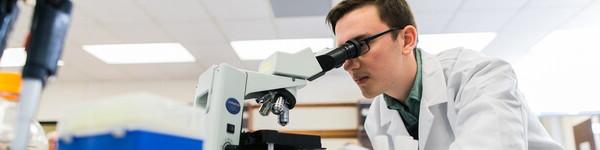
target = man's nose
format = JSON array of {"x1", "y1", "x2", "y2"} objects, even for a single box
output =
[{"x1": 343, "y1": 58, "x2": 359, "y2": 71}]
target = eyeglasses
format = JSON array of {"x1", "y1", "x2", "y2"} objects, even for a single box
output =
[{"x1": 357, "y1": 27, "x2": 399, "y2": 55}]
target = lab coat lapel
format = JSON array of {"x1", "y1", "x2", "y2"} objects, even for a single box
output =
[
  {"x1": 378, "y1": 96, "x2": 410, "y2": 136},
  {"x1": 418, "y1": 51, "x2": 449, "y2": 149}
]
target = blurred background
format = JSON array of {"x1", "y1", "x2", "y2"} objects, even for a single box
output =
[{"x1": 1, "y1": 0, "x2": 599, "y2": 149}]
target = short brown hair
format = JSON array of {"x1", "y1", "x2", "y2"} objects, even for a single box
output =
[{"x1": 326, "y1": 0, "x2": 417, "y2": 38}]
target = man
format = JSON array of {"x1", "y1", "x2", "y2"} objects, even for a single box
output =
[{"x1": 326, "y1": 0, "x2": 564, "y2": 149}]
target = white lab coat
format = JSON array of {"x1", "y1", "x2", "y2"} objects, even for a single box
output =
[{"x1": 364, "y1": 48, "x2": 564, "y2": 150}]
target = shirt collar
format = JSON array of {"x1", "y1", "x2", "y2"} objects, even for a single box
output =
[{"x1": 384, "y1": 48, "x2": 423, "y2": 110}]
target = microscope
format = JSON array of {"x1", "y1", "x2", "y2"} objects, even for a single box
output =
[{"x1": 194, "y1": 40, "x2": 364, "y2": 150}]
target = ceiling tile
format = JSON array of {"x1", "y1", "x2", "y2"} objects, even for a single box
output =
[
  {"x1": 413, "y1": 12, "x2": 454, "y2": 34},
  {"x1": 460, "y1": 0, "x2": 528, "y2": 10},
  {"x1": 68, "y1": 21, "x2": 120, "y2": 44},
  {"x1": 220, "y1": 19, "x2": 277, "y2": 41},
  {"x1": 70, "y1": 6, "x2": 96, "y2": 25},
  {"x1": 500, "y1": 8, "x2": 581, "y2": 34},
  {"x1": 271, "y1": 0, "x2": 331, "y2": 17},
  {"x1": 70, "y1": 60, "x2": 133, "y2": 81},
  {"x1": 6, "y1": 26, "x2": 29, "y2": 48},
  {"x1": 136, "y1": 0, "x2": 211, "y2": 23},
  {"x1": 444, "y1": 9, "x2": 518, "y2": 33},
  {"x1": 331, "y1": 0, "x2": 343, "y2": 7},
  {"x1": 483, "y1": 8, "x2": 582, "y2": 61},
  {"x1": 526, "y1": 0, "x2": 593, "y2": 8},
  {"x1": 201, "y1": 0, "x2": 273, "y2": 21},
  {"x1": 67, "y1": 9, "x2": 117, "y2": 44},
  {"x1": 62, "y1": 44, "x2": 133, "y2": 80},
  {"x1": 103, "y1": 22, "x2": 173, "y2": 43},
  {"x1": 76, "y1": 0, "x2": 154, "y2": 24},
  {"x1": 159, "y1": 63, "x2": 207, "y2": 80},
  {"x1": 274, "y1": 16, "x2": 332, "y2": 38},
  {"x1": 560, "y1": 1, "x2": 600, "y2": 30},
  {"x1": 115, "y1": 64, "x2": 178, "y2": 80},
  {"x1": 407, "y1": 0, "x2": 463, "y2": 13},
  {"x1": 54, "y1": 65, "x2": 90, "y2": 81},
  {"x1": 60, "y1": 42, "x2": 88, "y2": 63},
  {"x1": 6, "y1": 3, "x2": 33, "y2": 48},
  {"x1": 161, "y1": 22, "x2": 226, "y2": 44}
]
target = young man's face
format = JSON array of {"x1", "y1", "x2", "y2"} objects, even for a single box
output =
[{"x1": 335, "y1": 5, "x2": 415, "y2": 98}]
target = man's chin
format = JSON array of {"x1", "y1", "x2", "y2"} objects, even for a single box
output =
[{"x1": 360, "y1": 89, "x2": 380, "y2": 99}]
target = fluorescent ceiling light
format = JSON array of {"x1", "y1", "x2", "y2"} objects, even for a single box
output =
[
  {"x1": 231, "y1": 38, "x2": 333, "y2": 60},
  {"x1": 418, "y1": 32, "x2": 497, "y2": 54},
  {"x1": 83, "y1": 43, "x2": 195, "y2": 64},
  {"x1": 0, "y1": 48, "x2": 65, "y2": 67}
]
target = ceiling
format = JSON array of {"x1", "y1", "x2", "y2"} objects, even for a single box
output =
[{"x1": 1, "y1": 0, "x2": 599, "y2": 82}]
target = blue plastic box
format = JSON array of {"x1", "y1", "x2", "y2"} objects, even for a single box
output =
[{"x1": 58, "y1": 130, "x2": 203, "y2": 150}]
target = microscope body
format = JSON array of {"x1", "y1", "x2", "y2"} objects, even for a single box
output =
[{"x1": 194, "y1": 48, "x2": 322, "y2": 150}]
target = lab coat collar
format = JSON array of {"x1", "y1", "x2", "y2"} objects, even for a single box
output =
[
  {"x1": 379, "y1": 95, "x2": 410, "y2": 136},
  {"x1": 418, "y1": 50, "x2": 449, "y2": 149},
  {"x1": 420, "y1": 51, "x2": 449, "y2": 107},
  {"x1": 376, "y1": 50, "x2": 449, "y2": 146}
]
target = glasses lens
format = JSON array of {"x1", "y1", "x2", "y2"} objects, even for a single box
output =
[{"x1": 359, "y1": 40, "x2": 370, "y2": 55}]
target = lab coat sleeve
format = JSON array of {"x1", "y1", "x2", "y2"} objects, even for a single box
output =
[{"x1": 448, "y1": 58, "x2": 528, "y2": 150}]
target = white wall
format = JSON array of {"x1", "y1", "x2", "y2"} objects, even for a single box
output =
[{"x1": 37, "y1": 80, "x2": 197, "y2": 121}]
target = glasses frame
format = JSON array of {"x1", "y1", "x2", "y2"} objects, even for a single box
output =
[{"x1": 357, "y1": 27, "x2": 399, "y2": 55}]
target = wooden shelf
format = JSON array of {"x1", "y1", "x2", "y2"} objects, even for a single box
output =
[
  {"x1": 282, "y1": 129, "x2": 357, "y2": 138},
  {"x1": 245, "y1": 102, "x2": 360, "y2": 138}
]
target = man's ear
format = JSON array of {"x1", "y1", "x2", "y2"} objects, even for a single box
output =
[{"x1": 401, "y1": 25, "x2": 417, "y2": 55}]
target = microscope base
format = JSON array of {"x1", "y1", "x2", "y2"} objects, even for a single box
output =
[{"x1": 237, "y1": 130, "x2": 324, "y2": 150}]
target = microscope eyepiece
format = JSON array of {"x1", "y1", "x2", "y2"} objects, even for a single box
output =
[{"x1": 308, "y1": 40, "x2": 363, "y2": 81}]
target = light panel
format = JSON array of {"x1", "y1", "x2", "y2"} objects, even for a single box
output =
[{"x1": 83, "y1": 43, "x2": 195, "y2": 64}]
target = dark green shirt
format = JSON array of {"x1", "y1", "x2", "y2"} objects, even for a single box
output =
[{"x1": 383, "y1": 48, "x2": 423, "y2": 140}]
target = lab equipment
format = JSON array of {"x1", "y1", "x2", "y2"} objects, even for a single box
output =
[
  {"x1": 0, "y1": 72, "x2": 48, "y2": 150},
  {"x1": 57, "y1": 93, "x2": 205, "y2": 150},
  {"x1": 194, "y1": 39, "x2": 364, "y2": 150},
  {"x1": 0, "y1": 0, "x2": 19, "y2": 58},
  {"x1": 0, "y1": 0, "x2": 72, "y2": 150},
  {"x1": 239, "y1": 130, "x2": 322, "y2": 149}
]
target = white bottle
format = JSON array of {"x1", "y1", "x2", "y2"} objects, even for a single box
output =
[{"x1": 0, "y1": 72, "x2": 48, "y2": 150}]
